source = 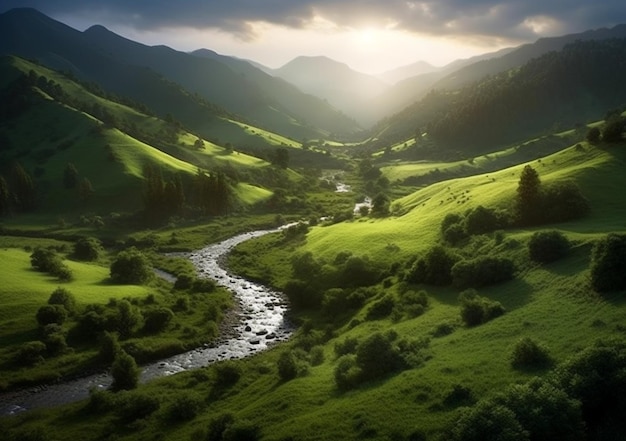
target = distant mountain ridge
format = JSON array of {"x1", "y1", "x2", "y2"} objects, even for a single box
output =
[
  {"x1": 0, "y1": 8, "x2": 360, "y2": 140},
  {"x1": 268, "y1": 56, "x2": 389, "y2": 126}
]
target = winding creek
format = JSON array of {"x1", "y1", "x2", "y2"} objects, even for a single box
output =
[{"x1": 0, "y1": 227, "x2": 294, "y2": 416}]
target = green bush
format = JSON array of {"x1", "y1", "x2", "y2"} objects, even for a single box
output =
[
  {"x1": 510, "y1": 337, "x2": 552, "y2": 369},
  {"x1": 365, "y1": 295, "x2": 395, "y2": 320},
  {"x1": 283, "y1": 279, "x2": 322, "y2": 310},
  {"x1": 590, "y1": 233, "x2": 626, "y2": 292},
  {"x1": 47, "y1": 287, "x2": 77, "y2": 314},
  {"x1": 334, "y1": 337, "x2": 359, "y2": 357},
  {"x1": 464, "y1": 205, "x2": 504, "y2": 235},
  {"x1": 528, "y1": 230, "x2": 570, "y2": 263},
  {"x1": 277, "y1": 350, "x2": 298, "y2": 381},
  {"x1": 222, "y1": 419, "x2": 261, "y2": 441},
  {"x1": 14, "y1": 341, "x2": 46, "y2": 366},
  {"x1": 451, "y1": 256, "x2": 515, "y2": 288},
  {"x1": 98, "y1": 331, "x2": 121, "y2": 363},
  {"x1": 111, "y1": 350, "x2": 140, "y2": 391},
  {"x1": 334, "y1": 355, "x2": 361, "y2": 391},
  {"x1": 214, "y1": 361, "x2": 242, "y2": 387},
  {"x1": 30, "y1": 247, "x2": 61, "y2": 273},
  {"x1": 113, "y1": 392, "x2": 160, "y2": 423},
  {"x1": 110, "y1": 247, "x2": 153, "y2": 285},
  {"x1": 541, "y1": 182, "x2": 589, "y2": 223},
  {"x1": 459, "y1": 290, "x2": 505, "y2": 327},
  {"x1": 73, "y1": 237, "x2": 102, "y2": 261},
  {"x1": 164, "y1": 393, "x2": 203, "y2": 422},
  {"x1": 356, "y1": 332, "x2": 404, "y2": 381},
  {"x1": 206, "y1": 413, "x2": 235, "y2": 441},
  {"x1": 406, "y1": 246, "x2": 459, "y2": 286},
  {"x1": 142, "y1": 307, "x2": 174, "y2": 334},
  {"x1": 309, "y1": 345, "x2": 325, "y2": 366},
  {"x1": 36, "y1": 304, "x2": 68, "y2": 327}
]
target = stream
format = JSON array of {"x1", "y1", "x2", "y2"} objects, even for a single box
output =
[{"x1": 0, "y1": 227, "x2": 294, "y2": 416}]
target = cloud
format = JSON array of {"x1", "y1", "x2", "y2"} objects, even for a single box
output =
[{"x1": 2, "y1": 0, "x2": 626, "y2": 42}]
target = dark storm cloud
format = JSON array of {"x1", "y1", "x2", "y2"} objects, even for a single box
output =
[{"x1": 2, "y1": 0, "x2": 626, "y2": 40}]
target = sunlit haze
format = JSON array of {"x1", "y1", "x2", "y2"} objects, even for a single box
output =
[{"x1": 3, "y1": 0, "x2": 626, "y2": 74}]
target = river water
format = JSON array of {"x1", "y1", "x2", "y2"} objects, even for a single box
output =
[{"x1": 0, "y1": 227, "x2": 293, "y2": 416}]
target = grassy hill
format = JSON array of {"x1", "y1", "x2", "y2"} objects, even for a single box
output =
[
  {"x1": 3, "y1": 132, "x2": 624, "y2": 439},
  {"x1": 0, "y1": 55, "x2": 282, "y2": 222}
]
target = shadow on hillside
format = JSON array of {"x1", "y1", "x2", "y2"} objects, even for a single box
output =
[{"x1": 482, "y1": 278, "x2": 534, "y2": 311}]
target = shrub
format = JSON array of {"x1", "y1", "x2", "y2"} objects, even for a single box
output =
[
  {"x1": 191, "y1": 278, "x2": 216, "y2": 293},
  {"x1": 165, "y1": 393, "x2": 203, "y2": 422},
  {"x1": 590, "y1": 233, "x2": 626, "y2": 292},
  {"x1": 443, "y1": 384, "x2": 475, "y2": 407},
  {"x1": 365, "y1": 295, "x2": 395, "y2": 320},
  {"x1": 36, "y1": 304, "x2": 68, "y2": 327},
  {"x1": 464, "y1": 205, "x2": 503, "y2": 235},
  {"x1": 75, "y1": 308, "x2": 107, "y2": 340},
  {"x1": 441, "y1": 213, "x2": 463, "y2": 234},
  {"x1": 98, "y1": 331, "x2": 121, "y2": 363},
  {"x1": 173, "y1": 273, "x2": 193, "y2": 290},
  {"x1": 73, "y1": 237, "x2": 102, "y2": 261},
  {"x1": 459, "y1": 289, "x2": 505, "y2": 327},
  {"x1": 334, "y1": 337, "x2": 359, "y2": 357},
  {"x1": 113, "y1": 299, "x2": 143, "y2": 339},
  {"x1": 406, "y1": 246, "x2": 459, "y2": 286},
  {"x1": 277, "y1": 350, "x2": 298, "y2": 381},
  {"x1": 14, "y1": 341, "x2": 46, "y2": 365},
  {"x1": 48, "y1": 287, "x2": 77, "y2": 314},
  {"x1": 356, "y1": 332, "x2": 404, "y2": 381},
  {"x1": 541, "y1": 182, "x2": 589, "y2": 223},
  {"x1": 42, "y1": 331, "x2": 69, "y2": 356},
  {"x1": 528, "y1": 230, "x2": 570, "y2": 263},
  {"x1": 142, "y1": 307, "x2": 174, "y2": 334},
  {"x1": 309, "y1": 345, "x2": 325, "y2": 366},
  {"x1": 214, "y1": 361, "x2": 241, "y2": 387},
  {"x1": 222, "y1": 419, "x2": 261, "y2": 441},
  {"x1": 334, "y1": 355, "x2": 361, "y2": 391},
  {"x1": 110, "y1": 247, "x2": 153, "y2": 285},
  {"x1": 452, "y1": 256, "x2": 515, "y2": 289},
  {"x1": 113, "y1": 392, "x2": 160, "y2": 423},
  {"x1": 206, "y1": 413, "x2": 236, "y2": 441},
  {"x1": 111, "y1": 350, "x2": 140, "y2": 391},
  {"x1": 443, "y1": 223, "x2": 468, "y2": 245},
  {"x1": 283, "y1": 279, "x2": 322, "y2": 309},
  {"x1": 30, "y1": 247, "x2": 61, "y2": 272},
  {"x1": 338, "y1": 255, "x2": 381, "y2": 288},
  {"x1": 510, "y1": 337, "x2": 552, "y2": 369},
  {"x1": 449, "y1": 400, "x2": 529, "y2": 441}
]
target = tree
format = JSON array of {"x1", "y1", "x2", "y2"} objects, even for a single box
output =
[
  {"x1": 590, "y1": 233, "x2": 626, "y2": 292},
  {"x1": 270, "y1": 147, "x2": 289, "y2": 169},
  {"x1": 114, "y1": 299, "x2": 143, "y2": 339},
  {"x1": 515, "y1": 165, "x2": 542, "y2": 226},
  {"x1": 277, "y1": 351, "x2": 298, "y2": 381},
  {"x1": 36, "y1": 305, "x2": 68, "y2": 327},
  {"x1": 73, "y1": 237, "x2": 103, "y2": 261},
  {"x1": 110, "y1": 350, "x2": 139, "y2": 390},
  {"x1": 63, "y1": 163, "x2": 79, "y2": 189},
  {"x1": 0, "y1": 174, "x2": 10, "y2": 216},
  {"x1": 110, "y1": 248, "x2": 153, "y2": 285},
  {"x1": 528, "y1": 231, "x2": 570, "y2": 263},
  {"x1": 370, "y1": 193, "x2": 390, "y2": 217},
  {"x1": 586, "y1": 127, "x2": 601, "y2": 144},
  {"x1": 48, "y1": 287, "x2": 77, "y2": 315},
  {"x1": 10, "y1": 161, "x2": 36, "y2": 211},
  {"x1": 78, "y1": 177, "x2": 94, "y2": 201}
]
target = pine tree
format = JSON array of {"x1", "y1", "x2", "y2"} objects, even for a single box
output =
[
  {"x1": 515, "y1": 165, "x2": 542, "y2": 225},
  {"x1": 0, "y1": 175, "x2": 10, "y2": 216},
  {"x1": 63, "y1": 163, "x2": 79, "y2": 189},
  {"x1": 10, "y1": 162, "x2": 36, "y2": 211}
]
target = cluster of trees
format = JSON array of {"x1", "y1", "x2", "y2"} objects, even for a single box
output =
[
  {"x1": 587, "y1": 111, "x2": 626, "y2": 144},
  {"x1": 333, "y1": 331, "x2": 429, "y2": 391},
  {"x1": 458, "y1": 289, "x2": 505, "y2": 327},
  {"x1": 426, "y1": 39, "x2": 626, "y2": 153},
  {"x1": 447, "y1": 340, "x2": 626, "y2": 441},
  {"x1": 0, "y1": 162, "x2": 36, "y2": 215},
  {"x1": 142, "y1": 164, "x2": 232, "y2": 221},
  {"x1": 30, "y1": 247, "x2": 73, "y2": 282}
]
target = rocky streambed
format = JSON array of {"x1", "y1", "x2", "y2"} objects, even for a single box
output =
[{"x1": 0, "y1": 227, "x2": 293, "y2": 415}]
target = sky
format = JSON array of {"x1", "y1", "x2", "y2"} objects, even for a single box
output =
[{"x1": 2, "y1": 0, "x2": 626, "y2": 75}]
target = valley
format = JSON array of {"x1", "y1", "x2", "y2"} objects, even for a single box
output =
[{"x1": 1, "y1": 6, "x2": 626, "y2": 441}]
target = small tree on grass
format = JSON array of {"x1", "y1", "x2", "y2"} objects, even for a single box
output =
[
  {"x1": 36, "y1": 304, "x2": 68, "y2": 327},
  {"x1": 459, "y1": 290, "x2": 505, "y2": 327},
  {"x1": 73, "y1": 237, "x2": 102, "y2": 261},
  {"x1": 277, "y1": 351, "x2": 298, "y2": 381},
  {"x1": 111, "y1": 350, "x2": 139, "y2": 391},
  {"x1": 110, "y1": 247, "x2": 153, "y2": 285},
  {"x1": 528, "y1": 231, "x2": 570, "y2": 263},
  {"x1": 48, "y1": 287, "x2": 77, "y2": 315},
  {"x1": 510, "y1": 337, "x2": 552, "y2": 370},
  {"x1": 515, "y1": 165, "x2": 542, "y2": 226},
  {"x1": 590, "y1": 233, "x2": 626, "y2": 292}
]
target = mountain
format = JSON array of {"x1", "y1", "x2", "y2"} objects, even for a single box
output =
[
  {"x1": 0, "y1": 55, "x2": 277, "y2": 217},
  {"x1": 376, "y1": 60, "x2": 439, "y2": 84},
  {"x1": 0, "y1": 8, "x2": 360, "y2": 140},
  {"x1": 271, "y1": 56, "x2": 389, "y2": 126},
  {"x1": 434, "y1": 24, "x2": 626, "y2": 91},
  {"x1": 372, "y1": 38, "x2": 626, "y2": 156}
]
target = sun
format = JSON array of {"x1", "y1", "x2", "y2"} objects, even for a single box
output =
[{"x1": 354, "y1": 28, "x2": 379, "y2": 47}]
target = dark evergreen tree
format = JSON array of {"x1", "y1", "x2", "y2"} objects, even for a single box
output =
[
  {"x1": 110, "y1": 350, "x2": 139, "y2": 390},
  {"x1": 515, "y1": 165, "x2": 542, "y2": 226},
  {"x1": 10, "y1": 162, "x2": 36, "y2": 211},
  {"x1": 63, "y1": 163, "x2": 79, "y2": 189},
  {"x1": 78, "y1": 177, "x2": 94, "y2": 201},
  {"x1": 0, "y1": 174, "x2": 10, "y2": 216}
]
